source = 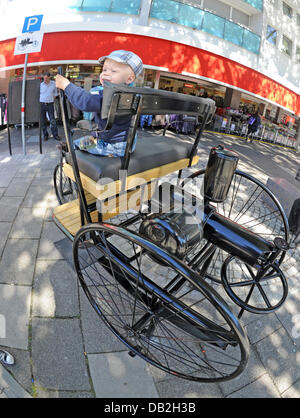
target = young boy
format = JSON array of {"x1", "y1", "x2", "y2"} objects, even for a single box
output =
[{"x1": 55, "y1": 50, "x2": 143, "y2": 157}]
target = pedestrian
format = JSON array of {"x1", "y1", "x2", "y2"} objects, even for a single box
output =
[
  {"x1": 0, "y1": 348, "x2": 15, "y2": 365},
  {"x1": 245, "y1": 111, "x2": 261, "y2": 142},
  {"x1": 55, "y1": 50, "x2": 143, "y2": 157},
  {"x1": 40, "y1": 72, "x2": 61, "y2": 141},
  {"x1": 288, "y1": 198, "x2": 300, "y2": 247}
]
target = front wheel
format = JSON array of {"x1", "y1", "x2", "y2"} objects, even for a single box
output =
[
  {"x1": 182, "y1": 169, "x2": 289, "y2": 284},
  {"x1": 73, "y1": 223, "x2": 250, "y2": 383},
  {"x1": 221, "y1": 256, "x2": 288, "y2": 315}
]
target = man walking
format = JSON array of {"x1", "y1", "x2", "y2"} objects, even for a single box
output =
[
  {"x1": 40, "y1": 72, "x2": 61, "y2": 141},
  {"x1": 245, "y1": 111, "x2": 261, "y2": 142}
]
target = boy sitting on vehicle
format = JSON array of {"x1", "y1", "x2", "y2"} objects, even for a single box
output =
[{"x1": 55, "y1": 50, "x2": 143, "y2": 157}]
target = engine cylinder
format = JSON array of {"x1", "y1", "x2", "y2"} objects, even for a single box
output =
[
  {"x1": 204, "y1": 145, "x2": 239, "y2": 203},
  {"x1": 139, "y1": 209, "x2": 203, "y2": 260},
  {"x1": 203, "y1": 206, "x2": 274, "y2": 268}
]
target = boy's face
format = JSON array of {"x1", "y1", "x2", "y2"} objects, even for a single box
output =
[{"x1": 100, "y1": 58, "x2": 135, "y2": 86}]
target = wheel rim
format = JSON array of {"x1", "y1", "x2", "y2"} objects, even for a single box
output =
[
  {"x1": 184, "y1": 169, "x2": 289, "y2": 284},
  {"x1": 53, "y1": 164, "x2": 77, "y2": 205},
  {"x1": 73, "y1": 223, "x2": 249, "y2": 383},
  {"x1": 221, "y1": 256, "x2": 288, "y2": 314}
]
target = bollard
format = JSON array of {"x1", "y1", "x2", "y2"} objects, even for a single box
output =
[{"x1": 296, "y1": 169, "x2": 300, "y2": 182}]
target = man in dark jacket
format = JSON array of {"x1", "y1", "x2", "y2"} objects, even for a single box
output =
[{"x1": 246, "y1": 111, "x2": 261, "y2": 142}]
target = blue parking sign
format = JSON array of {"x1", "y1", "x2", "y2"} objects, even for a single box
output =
[{"x1": 22, "y1": 15, "x2": 43, "y2": 33}]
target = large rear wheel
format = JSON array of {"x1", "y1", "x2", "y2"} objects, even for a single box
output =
[{"x1": 73, "y1": 223, "x2": 249, "y2": 382}]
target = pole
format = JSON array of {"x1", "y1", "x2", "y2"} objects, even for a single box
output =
[
  {"x1": 295, "y1": 121, "x2": 300, "y2": 153},
  {"x1": 21, "y1": 53, "x2": 28, "y2": 155},
  {"x1": 6, "y1": 96, "x2": 12, "y2": 155}
]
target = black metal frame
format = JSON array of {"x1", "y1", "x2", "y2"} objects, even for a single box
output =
[
  {"x1": 57, "y1": 80, "x2": 289, "y2": 319},
  {"x1": 53, "y1": 79, "x2": 293, "y2": 384},
  {"x1": 58, "y1": 78, "x2": 216, "y2": 229}
]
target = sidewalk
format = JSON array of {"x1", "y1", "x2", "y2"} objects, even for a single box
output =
[{"x1": 0, "y1": 125, "x2": 300, "y2": 398}]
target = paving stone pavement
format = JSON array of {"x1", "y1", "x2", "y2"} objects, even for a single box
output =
[{"x1": 0, "y1": 126, "x2": 300, "y2": 398}]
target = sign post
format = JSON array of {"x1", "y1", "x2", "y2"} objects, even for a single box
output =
[
  {"x1": 21, "y1": 53, "x2": 28, "y2": 155},
  {"x1": 14, "y1": 15, "x2": 44, "y2": 155}
]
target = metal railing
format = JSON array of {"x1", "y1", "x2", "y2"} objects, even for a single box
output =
[
  {"x1": 150, "y1": 0, "x2": 261, "y2": 54},
  {"x1": 70, "y1": 0, "x2": 141, "y2": 15}
]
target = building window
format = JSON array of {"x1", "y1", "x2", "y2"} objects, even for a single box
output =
[
  {"x1": 281, "y1": 35, "x2": 292, "y2": 56},
  {"x1": 282, "y1": 2, "x2": 292, "y2": 18},
  {"x1": 203, "y1": 0, "x2": 230, "y2": 19},
  {"x1": 232, "y1": 8, "x2": 250, "y2": 27},
  {"x1": 266, "y1": 25, "x2": 277, "y2": 45}
]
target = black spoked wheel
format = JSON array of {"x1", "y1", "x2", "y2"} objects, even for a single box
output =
[
  {"x1": 221, "y1": 255, "x2": 288, "y2": 315},
  {"x1": 73, "y1": 223, "x2": 249, "y2": 383},
  {"x1": 183, "y1": 169, "x2": 289, "y2": 284},
  {"x1": 53, "y1": 163, "x2": 77, "y2": 205}
]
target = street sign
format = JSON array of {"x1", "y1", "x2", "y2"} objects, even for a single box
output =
[
  {"x1": 22, "y1": 14, "x2": 43, "y2": 33},
  {"x1": 15, "y1": 14, "x2": 44, "y2": 155},
  {"x1": 14, "y1": 31, "x2": 44, "y2": 55}
]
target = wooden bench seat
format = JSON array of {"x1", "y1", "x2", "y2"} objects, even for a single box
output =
[
  {"x1": 65, "y1": 134, "x2": 197, "y2": 183},
  {"x1": 53, "y1": 81, "x2": 215, "y2": 239},
  {"x1": 53, "y1": 142, "x2": 199, "y2": 238},
  {"x1": 53, "y1": 153, "x2": 199, "y2": 237},
  {"x1": 63, "y1": 155, "x2": 199, "y2": 200}
]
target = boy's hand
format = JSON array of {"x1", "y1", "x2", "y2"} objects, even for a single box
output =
[{"x1": 55, "y1": 74, "x2": 70, "y2": 90}]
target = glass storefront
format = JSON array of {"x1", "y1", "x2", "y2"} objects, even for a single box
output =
[
  {"x1": 12, "y1": 64, "x2": 102, "y2": 88},
  {"x1": 158, "y1": 74, "x2": 225, "y2": 106},
  {"x1": 5, "y1": 63, "x2": 298, "y2": 149}
]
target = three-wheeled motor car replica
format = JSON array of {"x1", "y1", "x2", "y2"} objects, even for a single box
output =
[{"x1": 53, "y1": 79, "x2": 289, "y2": 383}]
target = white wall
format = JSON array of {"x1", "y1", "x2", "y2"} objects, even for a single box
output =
[{"x1": 259, "y1": 0, "x2": 300, "y2": 90}]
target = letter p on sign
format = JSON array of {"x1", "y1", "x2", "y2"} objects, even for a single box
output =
[{"x1": 22, "y1": 14, "x2": 43, "y2": 33}]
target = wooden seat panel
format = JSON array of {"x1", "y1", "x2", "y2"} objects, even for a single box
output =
[{"x1": 63, "y1": 155, "x2": 199, "y2": 201}]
